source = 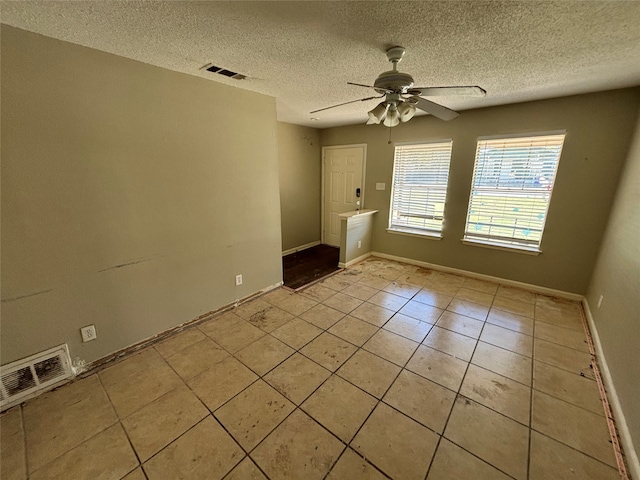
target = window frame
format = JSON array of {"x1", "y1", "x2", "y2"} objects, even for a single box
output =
[
  {"x1": 387, "y1": 140, "x2": 454, "y2": 239},
  {"x1": 462, "y1": 131, "x2": 566, "y2": 253}
]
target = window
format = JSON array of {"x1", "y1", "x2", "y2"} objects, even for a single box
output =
[
  {"x1": 463, "y1": 133, "x2": 565, "y2": 252},
  {"x1": 389, "y1": 141, "x2": 453, "y2": 237}
]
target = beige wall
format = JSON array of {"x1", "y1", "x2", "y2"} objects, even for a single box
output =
[
  {"x1": 586, "y1": 107, "x2": 640, "y2": 462},
  {"x1": 277, "y1": 122, "x2": 321, "y2": 252},
  {"x1": 1, "y1": 27, "x2": 283, "y2": 365},
  {"x1": 321, "y1": 89, "x2": 640, "y2": 293}
]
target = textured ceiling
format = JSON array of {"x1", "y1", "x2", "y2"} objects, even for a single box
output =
[{"x1": 2, "y1": 1, "x2": 640, "y2": 128}]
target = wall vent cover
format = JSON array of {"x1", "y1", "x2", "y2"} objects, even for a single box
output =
[
  {"x1": 202, "y1": 63, "x2": 246, "y2": 80},
  {"x1": 1, "y1": 344, "x2": 73, "y2": 411}
]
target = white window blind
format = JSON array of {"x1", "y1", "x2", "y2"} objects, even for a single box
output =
[
  {"x1": 389, "y1": 141, "x2": 453, "y2": 236},
  {"x1": 463, "y1": 133, "x2": 565, "y2": 251}
]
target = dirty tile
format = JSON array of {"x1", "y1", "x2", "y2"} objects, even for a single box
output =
[
  {"x1": 335, "y1": 269, "x2": 364, "y2": 283},
  {"x1": 534, "y1": 338, "x2": 594, "y2": 379},
  {"x1": 406, "y1": 345, "x2": 468, "y2": 391},
  {"x1": 323, "y1": 292, "x2": 364, "y2": 314},
  {"x1": 383, "y1": 281, "x2": 421, "y2": 298},
  {"x1": 320, "y1": 275, "x2": 353, "y2": 292},
  {"x1": 122, "y1": 385, "x2": 208, "y2": 461},
  {"x1": 398, "y1": 300, "x2": 444, "y2": 324},
  {"x1": 533, "y1": 361, "x2": 602, "y2": 415},
  {"x1": 455, "y1": 287, "x2": 494, "y2": 307},
  {"x1": 363, "y1": 329, "x2": 419, "y2": 366},
  {"x1": 436, "y1": 311, "x2": 484, "y2": 339},
  {"x1": 413, "y1": 288, "x2": 453, "y2": 309},
  {"x1": 532, "y1": 390, "x2": 616, "y2": 467},
  {"x1": 529, "y1": 431, "x2": 620, "y2": 480},
  {"x1": 423, "y1": 326, "x2": 477, "y2": 361},
  {"x1": 422, "y1": 276, "x2": 462, "y2": 296},
  {"x1": 328, "y1": 315, "x2": 379, "y2": 346},
  {"x1": 154, "y1": 328, "x2": 207, "y2": 359},
  {"x1": 251, "y1": 410, "x2": 344, "y2": 480},
  {"x1": 300, "y1": 333, "x2": 357, "y2": 372},
  {"x1": 199, "y1": 311, "x2": 248, "y2": 338},
  {"x1": 165, "y1": 338, "x2": 228, "y2": 380},
  {"x1": 271, "y1": 318, "x2": 323, "y2": 349},
  {"x1": 383, "y1": 369, "x2": 456, "y2": 433},
  {"x1": 30, "y1": 423, "x2": 137, "y2": 480},
  {"x1": 24, "y1": 374, "x2": 118, "y2": 471},
  {"x1": 535, "y1": 300, "x2": 583, "y2": 331},
  {"x1": 445, "y1": 396, "x2": 529, "y2": 480},
  {"x1": 201, "y1": 314, "x2": 266, "y2": 353},
  {"x1": 300, "y1": 303, "x2": 345, "y2": 329},
  {"x1": 382, "y1": 313, "x2": 433, "y2": 342},
  {"x1": 447, "y1": 298, "x2": 489, "y2": 321},
  {"x1": 496, "y1": 285, "x2": 536, "y2": 304},
  {"x1": 486, "y1": 308, "x2": 534, "y2": 336},
  {"x1": 350, "y1": 302, "x2": 395, "y2": 327},
  {"x1": 480, "y1": 323, "x2": 533, "y2": 357},
  {"x1": 300, "y1": 283, "x2": 337, "y2": 303},
  {"x1": 493, "y1": 296, "x2": 535, "y2": 318},
  {"x1": 270, "y1": 293, "x2": 318, "y2": 316},
  {"x1": 215, "y1": 380, "x2": 295, "y2": 451},
  {"x1": 187, "y1": 356, "x2": 257, "y2": 411},
  {"x1": 121, "y1": 468, "x2": 146, "y2": 480},
  {"x1": 143, "y1": 416, "x2": 243, "y2": 479},
  {"x1": 302, "y1": 375, "x2": 377, "y2": 442},
  {"x1": 327, "y1": 448, "x2": 387, "y2": 480},
  {"x1": 235, "y1": 335, "x2": 295, "y2": 376},
  {"x1": 235, "y1": 298, "x2": 274, "y2": 320},
  {"x1": 225, "y1": 457, "x2": 268, "y2": 480},
  {"x1": 357, "y1": 274, "x2": 391, "y2": 290},
  {"x1": 0, "y1": 407, "x2": 25, "y2": 480},
  {"x1": 534, "y1": 321, "x2": 589, "y2": 352},
  {"x1": 368, "y1": 291, "x2": 408, "y2": 311},
  {"x1": 263, "y1": 353, "x2": 331, "y2": 405},
  {"x1": 246, "y1": 306, "x2": 296, "y2": 333},
  {"x1": 427, "y1": 438, "x2": 512, "y2": 480},
  {"x1": 461, "y1": 277, "x2": 498, "y2": 294},
  {"x1": 337, "y1": 349, "x2": 401, "y2": 398},
  {"x1": 352, "y1": 402, "x2": 439, "y2": 480},
  {"x1": 460, "y1": 364, "x2": 531, "y2": 425},
  {"x1": 342, "y1": 283, "x2": 379, "y2": 301},
  {"x1": 471, "y1": 341, "x2": 532, "y2": 385}
]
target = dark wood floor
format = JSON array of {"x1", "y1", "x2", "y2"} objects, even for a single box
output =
[{"x1": 283, "y1": 244, "x2": 340, "y2": 290}]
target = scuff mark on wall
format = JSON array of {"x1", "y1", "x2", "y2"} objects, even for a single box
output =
[
  {"x1": 97, "y1": 255, "x2": 161, "y2": 273},
  {"x1": 1, "y1": 289, "x2": 53, "y2": 304}
]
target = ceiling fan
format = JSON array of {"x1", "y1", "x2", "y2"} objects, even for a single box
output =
[{"x1": 311, "y1": 46, "x2": 486, "y2": 127}]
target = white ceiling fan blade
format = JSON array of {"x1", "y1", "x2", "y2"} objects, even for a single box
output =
[
  {"x1": 411, "y1": 96, "x2": 460, "y2": 121},
  {"x1": 413, "y1": 86, "x2": 486, "y2": 97},
  {"x1": 347, "y1": 82, "x2": 392, "y2": 94},
  {"x1": 310, "y1": 95, "x2": 383, "y2": 114}
]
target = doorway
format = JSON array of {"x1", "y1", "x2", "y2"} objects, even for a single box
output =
[{"x1": 322, "y1": 145, "x2": 366, "y2": 246}]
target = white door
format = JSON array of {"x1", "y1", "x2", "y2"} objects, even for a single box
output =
[{"x1": 323, "y1": 145, "x2": 365, "y2": 247}]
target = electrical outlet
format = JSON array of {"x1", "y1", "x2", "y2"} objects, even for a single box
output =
[
  {"x1": 597, "y1": 295, "x2": 604, "y2": 308},
  {"x1": 235, "y1": 274, "x2": 243, "y2": 286},
  {"x1": 357, "y1": 240, "x2": 362, "y2": 248},
  {"x1": 80, "y1": 325, "x2": 97, "y2": 343}
]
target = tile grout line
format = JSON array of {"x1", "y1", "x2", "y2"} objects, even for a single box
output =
[
  {"x1": 526, "y1": 301, "x2": 537, "y2": 480},
  {"x1": 20, "y1": 405, "x2": 29, "y2": 479}
]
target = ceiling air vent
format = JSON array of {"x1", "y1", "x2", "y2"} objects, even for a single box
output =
[
  {"x1": 1, "y1": 344, "x2": 73, "y2": 411},
  {"x1": 202, "y1": 64, "x2": 246, "y2": 80}
]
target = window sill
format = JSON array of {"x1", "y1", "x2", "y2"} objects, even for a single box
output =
[
  {"x1": 387, "y1": 228, "x2": 442, "y2": 241},
  {"x1": 460, "y1": 238, "x2": 541, "y2": 256}
]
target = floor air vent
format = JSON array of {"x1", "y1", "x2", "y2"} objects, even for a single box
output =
[{"x1": 1, "y1": 345, "x2": 73, "y2": 410}]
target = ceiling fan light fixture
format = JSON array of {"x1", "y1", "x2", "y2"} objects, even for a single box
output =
[
  {"x1": 367, "y1": 102, "x2": 388, "y2": 125},
  {"x1": 383, "y1": 103, "x2": 400, "y2": 127},
  {"x1": 397, "y1": 101, "x2": 416, "y2": 122}
]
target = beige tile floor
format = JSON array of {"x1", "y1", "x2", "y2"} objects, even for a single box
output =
[{"x1": 0, "y1": 257, "x2": 622, "y2": 480}]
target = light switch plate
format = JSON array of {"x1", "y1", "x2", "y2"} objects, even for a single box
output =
[{"x1": 376, "y1": 183, "x2": 386, "y2": 190}]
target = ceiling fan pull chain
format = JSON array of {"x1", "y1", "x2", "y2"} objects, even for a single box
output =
[{"x1": 388, "y1": 125, "x2": 393, "y2": 144}]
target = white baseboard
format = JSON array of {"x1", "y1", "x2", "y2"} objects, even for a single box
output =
[
  {"x1": 338, "y1": 252, "x2": 372, "y2": 269},
  {"x1": 371, "y1": 251, "x2": 583, "y2": 301},
  {"x1": 582, "y1": 299, "x2": 639, "y2": 480},
  {"x1": 282, "y1": 241, "x2": 321, "y2": 257}
]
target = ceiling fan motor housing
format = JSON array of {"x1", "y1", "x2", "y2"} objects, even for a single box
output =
[{"x1": 373, "y1": 70, "x2": 415, "y2": 93}]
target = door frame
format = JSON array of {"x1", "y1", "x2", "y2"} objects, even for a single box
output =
[{"x1": 321, "y1": 144, "x2": 367, "y2": 245}]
